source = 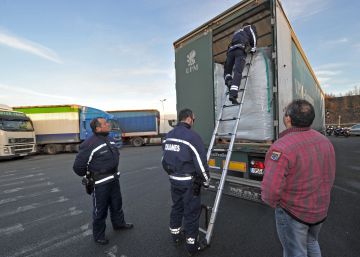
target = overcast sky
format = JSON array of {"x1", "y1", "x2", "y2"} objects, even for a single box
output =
[{"x1": 0, "y1": 0, "x2": 359, "y2": 115}]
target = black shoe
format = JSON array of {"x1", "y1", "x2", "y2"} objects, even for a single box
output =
[
  {"x1": 113, "y1": 223, "x2": 134, "y2": 230},
  {"x1": 186, "y1": 239, "x2": 208, "y2": 256},
  {"x1": 94, "y1": 238, "x2": 109, "y2": 245},
  {"x1": 229, "y1": 96, "x2": 239, "y2": 105}
]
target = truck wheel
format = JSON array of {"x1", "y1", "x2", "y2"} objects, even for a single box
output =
[
  {"x1": 132, "y1": 137, "x2": 144, "y2": 147},
  {"x1": 44, "y1": 144, "x2": 57, "y2": 154}
]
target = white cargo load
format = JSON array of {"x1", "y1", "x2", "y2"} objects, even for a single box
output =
[{"x1": 214, "y1": 47, "x2": 274, "y2": 141}]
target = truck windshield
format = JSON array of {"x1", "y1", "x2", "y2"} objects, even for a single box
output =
[
  {"x1": 109, "y1": 119, "x2": 121, "y2": 131},
  {"x1": 0, "y1": 118, "x2": 34, "y2": 131}
]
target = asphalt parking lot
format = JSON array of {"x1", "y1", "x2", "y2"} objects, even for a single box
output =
[{"x1": 0, "y1": 137, "x2": 359, "y2": 257}]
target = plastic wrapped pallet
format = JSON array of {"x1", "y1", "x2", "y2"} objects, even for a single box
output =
[{"x1": 214, "y1": 47, "x2": 274, "y2": 141}]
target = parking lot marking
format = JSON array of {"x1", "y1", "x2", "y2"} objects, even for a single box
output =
[
  {"x1": 0, "y1": 223, "x2": 24, "y2": 236},
  {"x1": 0, "y1": 206, "x2": 83, "y2": 237},
  {"x1": 348, "y1": 165, "x2": 360, "y2": 171},
  {"x1": 2, "y1": 181, "x2": 54, "y2": 194},
  {"x1": 0, "y1": 177, "x2": 48, "y2": 188},
  {"x1": 10, "y1": 223, "x2": 91, "y2": 257},
  {"x1": 0, "y1": 173, "x2": 45, "y2": 183},
  {"x1": 105, "y1": 245, "x2": 118, "y2": 257},
  {"x1": 0, "y1": 187, "x2": 61, "y2": 205},
  {"x1": 334, "y1": 185, "x2": 358, "y2": 195},
  {"x1": 0, "y1": 196, "x2": 69, "y2": 218}
]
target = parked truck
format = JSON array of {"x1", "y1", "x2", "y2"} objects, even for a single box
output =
[
  {"x1": 0, "y1": 105, "x2": 36, "y2": 159},
  {"x1": 108, "y1": 109, "x2": 164, "y2": 147},
  {"x1": 14, "y1": 105, "x2": 122, "y2": 154},
  {"x1": 174, "y1": 0, "x2": 325, "y2": 202}
]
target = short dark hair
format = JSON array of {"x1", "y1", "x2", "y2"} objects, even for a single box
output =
[
  {"x1": 285, "y1": 99, "x2": 315, "y2": 127},
  {"x1": 90, "y1": 117, "x2": 104, "y2": 133},
  {"x1": 243, "y1": 22, "x2": 251, "y2": 27},
  {"x1": 178, "y1": 108, "x2": 193, "y2": 122}
]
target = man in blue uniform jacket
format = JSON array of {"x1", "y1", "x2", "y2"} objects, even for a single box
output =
[
  {"x1": 73, "y1": 117, "x2": 133, "y2": 245},
  {"x1": 224, "y1": 22, "x2": 257, "y2": 104},
  {"x1": 162, "y1": 109, "x2": 210, "y2": 256}
]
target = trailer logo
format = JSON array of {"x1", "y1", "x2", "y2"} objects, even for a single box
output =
[{"x1": 186, "y1": 50, "x2": 199, "y2": 74}]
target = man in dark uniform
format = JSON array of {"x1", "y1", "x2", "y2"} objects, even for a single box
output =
[
  {"x1": 162, "y1": 109, "x2": 210, "y2": 256},
  {"x1": 224, "y1": 22, "x2": 257, "y2": 104},
  {"x1": 73, "y1": 117, "x2": 133, "y2": 245}
]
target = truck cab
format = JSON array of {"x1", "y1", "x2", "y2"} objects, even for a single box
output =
[{"x1": 0, "y1": 106, "x2": 36, "y2": 159}]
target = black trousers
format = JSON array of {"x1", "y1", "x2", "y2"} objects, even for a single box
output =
[
  {"x1": 92, "y1": 179, "x2": 125, "y2": 240},
  {"x1": 224, "y1": 48, "x2": 247, "y2": 97},
  {"x1": 169, "y1": 180, "x2": 201, "y2": 243}
]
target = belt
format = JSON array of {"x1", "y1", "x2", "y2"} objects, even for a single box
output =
[
  {"x1": 169, "y1": 175, "x2": 193, "y2": 181},
  {"x1": 93, "y1": 171, "x2": 120, "y2": 185},
  {"x1": 169, "y1": 172, "x2": 194, "y2": 181},
  {"x1": 229, "y1": 43, "x2": 245, "y2": 51}
]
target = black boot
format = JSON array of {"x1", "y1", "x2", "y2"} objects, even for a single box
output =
[
  {"x1": 229, "y1": 95, "x2": 239, "y2": 105},
  {"x1": 225, "y1": 76, "x2": 233, "y2": 88},
  {"x1": 94, "y1": 238, "x2": 109, "y2": 245},
  {"x1": 113, "y1": 222, "x2": 134, "y2": 230},
  {"x1": 186, "y1": 238, "x2": 208, "y2": 256}
]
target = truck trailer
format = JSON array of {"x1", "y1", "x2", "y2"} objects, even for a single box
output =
[
  {"x1": 14, "y1": 105, "x2": 122, "y2": 154},
  {"x1": 0, "y1": 105, "x2": 36, "y2": 159},
  {"x1": 108, "y1": 109, "x2": 163, "y2": 147},
  {"x1": 174, "y1": 0, "x2": 325, "y2": 202}
]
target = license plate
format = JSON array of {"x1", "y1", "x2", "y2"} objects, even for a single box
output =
[{"x1": 250, "y1": 168, "x2": 264, "y2": 175}]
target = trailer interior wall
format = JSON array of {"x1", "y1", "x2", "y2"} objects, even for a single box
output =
[{"x1": 212, "y1": 0, "x2": 272, "y2": 64}]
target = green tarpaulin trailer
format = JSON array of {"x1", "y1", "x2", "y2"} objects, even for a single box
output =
[{"x1": 174, "y1": 0, "x2": 325, "y2": 201}]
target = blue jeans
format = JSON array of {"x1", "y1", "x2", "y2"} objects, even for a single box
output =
[{"x1": 275, "y1": 207, "x2": 323, "y2": 257}]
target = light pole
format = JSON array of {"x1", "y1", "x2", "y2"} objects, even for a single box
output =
[{"x1": 160, "y1": 99, "x2": 167, "y2": 133}]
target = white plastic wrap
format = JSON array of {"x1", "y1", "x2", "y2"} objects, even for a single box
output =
[{"x1": 214, "y1": 47, "x2": 274, "y2": 141}]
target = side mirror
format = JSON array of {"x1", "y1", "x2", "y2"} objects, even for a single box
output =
[{"x1": 168, "y1": 119, "x2": 177, "y2": 128}]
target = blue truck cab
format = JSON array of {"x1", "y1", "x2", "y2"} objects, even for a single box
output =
[{"x1": 79, "y1": 106, "x2": 123, "y2": 148}]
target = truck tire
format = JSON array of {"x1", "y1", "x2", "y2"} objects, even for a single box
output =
[
  {"x1": 131, "y1": 137, "x2": 144, "y2": 147},
  {"x1": 44, "y1": 144, "x2": 57, "y2": 155}
]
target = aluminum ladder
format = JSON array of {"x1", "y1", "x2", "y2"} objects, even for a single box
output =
[{"x1": 200, "y1": 54, "x2": 254, "y2": 245}]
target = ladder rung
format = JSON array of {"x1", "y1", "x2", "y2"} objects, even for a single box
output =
[
  {"x1": 246, "y1": 62, "x2": 251, "y2": 66},
  {"x1": 219, "y1": 117, "x2": 237, "y2": 122},
  {"x1": 212, "y1": 148, "x2": 228, "y2": 153},
  {"x1": 223, "y1": 103, "x2": 241, "y2": 108},
  {"x1": 199, "y1": 227, "x2": 207, "y2": 234},
  {"x1": 216, "y1": 133, "x2": 233, "y2": 137},
  {"x1": 242, "y1": 75, "x2": 249, "y2": 79},
  {"x1": 209, "y1": 165, "x2": 221, "y2": 170}
]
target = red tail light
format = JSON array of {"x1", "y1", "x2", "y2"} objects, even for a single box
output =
[
  {"x1": 251, "y1": 160, "x2": 265, "y2": 169},
  {"x1": 250, "y1": 159, "x2": 265, "y2": 176}
]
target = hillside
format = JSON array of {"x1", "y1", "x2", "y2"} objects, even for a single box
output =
[{"x1": 325, "y1": 95, "x2": 360, "y2": 125}]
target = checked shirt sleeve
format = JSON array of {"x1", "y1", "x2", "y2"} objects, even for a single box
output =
[{"x1": 261, "y1": 149, "x2": 289, "y2": 208}]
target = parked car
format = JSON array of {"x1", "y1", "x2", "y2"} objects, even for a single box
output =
[{"x1": 349, "y1": 124, "x2": 360, "y2": 136}]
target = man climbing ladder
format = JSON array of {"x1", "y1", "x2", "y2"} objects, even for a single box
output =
[{"x1": 224, "y1": 23, "x2": 257, "y2": 104}]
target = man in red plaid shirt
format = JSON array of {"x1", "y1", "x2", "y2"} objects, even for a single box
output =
[{"x1": 261, "y1": 99, "x2": 335, "y2": 257}]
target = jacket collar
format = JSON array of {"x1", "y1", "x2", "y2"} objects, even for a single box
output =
[
  {"x1": 177, "y1": 122, "x2": 191, "y2": 129},
  {"x1": 279, "y1": 127, "x2": 311, "y2": 138}
]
